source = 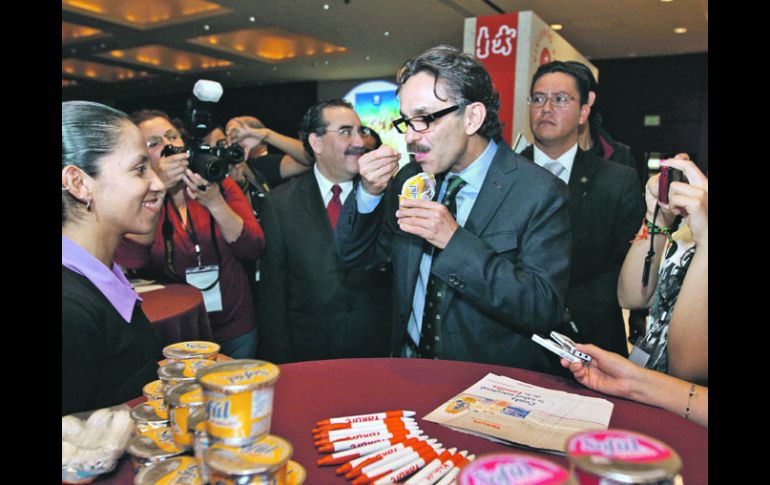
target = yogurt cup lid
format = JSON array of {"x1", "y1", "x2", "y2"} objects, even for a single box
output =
[
  {"x1": 165, "y1": 381, "x2": 204, "y2": 406},
  {"x1": 458, "y1": 453, "x2": 572, "y2": 485},
  {"x1": 143, "y1": 380, "x2": 165, "y2": 397},
  {"x1": 566, "y1": 429, "x2": 682, "y2": 482},
  {"x1": 128, "y1": 427, "x2": 185, "y2": 458},
  {"x1": 130, "y1": 400, "x2": 169, "y2": 423},
  {"x1": 286, "y1": 460, "x2": 306, "y2": 485},
  {"x1": 197, "y1": 360, "x2": 279, "y2": 392},
  {"x1": 163, "y1": 341, "x2": 220, "y2": 360},
  {"x1": 401, "y1": 172, "x2": 436, "y2": 201},
  {"x1": 158, "y1": 359, "x2": 217, "y2": 381},
  {"x1": 134, "y1": 456, "x2": 201, "y2": 484}
]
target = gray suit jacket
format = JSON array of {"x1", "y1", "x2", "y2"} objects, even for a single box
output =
[{"x1": 336, "y1": 142, "x2": 571, "y2": 372}]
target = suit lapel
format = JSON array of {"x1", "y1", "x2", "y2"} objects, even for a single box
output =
[
  {"x1": 299, "y1": 172, "x2": 335, "y2": 246},
  {"x1": 463, "y1": 143, "x2": 518, "y2": 236},
  {"x1": 567, "y1": 149, "x2": 599, "y2": 214}
]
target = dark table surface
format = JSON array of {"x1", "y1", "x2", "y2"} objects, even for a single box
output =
[
  {"x1": 96, "y1": 357, "x2": 707, "y2": 484},
  {"x1": 140, "y1": 284, "x2": 212, "y2": 346}
]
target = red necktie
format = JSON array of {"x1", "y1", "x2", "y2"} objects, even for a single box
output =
[{"x1": 327, "y1": 184, "x2": 342, "y2": 230}]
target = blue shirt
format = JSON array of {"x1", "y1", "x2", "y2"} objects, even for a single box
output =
[
  {"x1": 61, "y1": 235, "x2": 141, "y2": 322},
  {"x1": 406, "y1": 140, "x2": 498, "y2": 344}
]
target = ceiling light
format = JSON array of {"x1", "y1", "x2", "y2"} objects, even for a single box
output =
[
  {"x1": 674, "y1": 27, "x2": 687, "y2": 34},
  {"x1": 660, "y1": 0, "x2": 674, "y2": 3},
  {"x1": 323, "y1": 4, "x2": 330, "y2": 10},
  {"x1": 550, "y1": 24, "x2": 563, "y2": 31},
  {"x1": 203, "y1": 24, "x2": 210, "y2": 31},
  {"x1": 249, "y1": 16, "x2": 256, "y2": 22},
  {"x1": 384, "y1": 31, "x2": 390, "y2": 36}
]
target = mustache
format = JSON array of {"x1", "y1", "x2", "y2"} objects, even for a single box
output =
[
  {"x1": 406, "y1": 143, "x2": 430, "y2": 153},
  {"x1": 344, "y1": 147, "x2": 367, "y2": 155}
]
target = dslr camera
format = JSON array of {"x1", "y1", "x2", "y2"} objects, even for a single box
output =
[{"x1": 161, "y1": 80, "x2": 243, "y2": 183}]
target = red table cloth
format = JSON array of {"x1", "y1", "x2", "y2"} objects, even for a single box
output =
[
  {"x1": 96, "y1": 358, "x2": 707, "y2": 484},
  {"x1": 140, "y1": 284, "x2": 212, "y2": 346}
]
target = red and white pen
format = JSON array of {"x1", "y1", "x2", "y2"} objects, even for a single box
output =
[
  {"x1": 316, "y1": 433, "x2": 420, "y2": 466},
  {"x1": 432, "y1": 454, "x2": 475, "y2": 485},
  {"x1": 353, "y1": 445, "x2": 443, "y2": 485},
  {"x1": 317, "y1": 429, "x2": 421, "y2": 453},
  {"x1": 370, "y1": 447, "x2": 446, "y2": 485},
  {"x1": 405, "y1": 450, "x2": 468, "y2": 485},
  {"x1": 315, "y1": 410, "x2": 416, "y2": 428},
  {"x1": 315, "y1": 421, "x2": 420, "y2": 445},
  {"x1": 314, "y1": 417, "x2": 418, "y2": 437},
  {"x1": 337, "y1": 437, "x2": 432, "y2": 477},
  {"x1": 349, "y1": 439, "x2": 438, "y2": 480}
]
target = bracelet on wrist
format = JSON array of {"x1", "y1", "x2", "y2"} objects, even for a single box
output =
[
  {"x1": 683, "y1": 384, "x2": 696, "y2": 420},
  {"x1": 632, "y1": 218, "x2": 674, "y2": 243}
]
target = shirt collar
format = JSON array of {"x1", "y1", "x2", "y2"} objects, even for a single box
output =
[
  {"x1": 61, "y1": 235, "x2": 141, "y2": 323},
  {"x1": 313, "y1": 164, "x2": 354, "y2": 203},
  {"x1": 450, "y1": 139, "x2": 498, "y2": 190},
  {"x1": 533, "y1": 142, "x2": 578, "y2": 174}
]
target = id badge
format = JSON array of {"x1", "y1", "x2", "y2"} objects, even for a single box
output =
[
  {"x1": 628, "y1": 345, "x2": 651, "y2": 367},
  {"x1": 186, "y1": 265, "x2": 223, "y2": 313}
]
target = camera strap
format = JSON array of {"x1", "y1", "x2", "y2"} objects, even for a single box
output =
[
  {"x1": 162, "y1": 195, "x2": 222, "y2": 290},
  {"x1": 641, "y1": 204, "x2": 660, "y2": 287}
]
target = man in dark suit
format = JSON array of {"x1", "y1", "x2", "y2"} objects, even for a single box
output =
[
  {"x1": 335, "y1": 46, "x2": 571, "y2": 372},
  {"x1": 521, "y1": 61, "x2": 645, "y2": 360},
  {"x1": 257, "y1": 99, "x2": 392, "y2": 363}
]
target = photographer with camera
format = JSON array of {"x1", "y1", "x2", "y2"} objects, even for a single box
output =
[
  {"x1": 618, "y1": 154, "x2": 708, "y2": 383},
  {"x1": 116, "y1": 107, "x2": 264, "y2": 359}
]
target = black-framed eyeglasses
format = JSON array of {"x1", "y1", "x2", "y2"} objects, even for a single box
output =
[
  {"x1": 323, "y1": 126, "x2": 371, "y2": 138},
  {"x1": 392, "y1": 105, "x2": 460, "y2": 134},
  {"x1": 527, "y1": 93, "x2": 578, "y2": 108},
  {"x1": 146, "y1": 129, "x2": 180, "y2": 149}
]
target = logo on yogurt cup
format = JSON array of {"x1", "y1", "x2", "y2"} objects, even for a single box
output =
[{"x1": 569, "y1": 431, "x2": 672, "y2": 463}]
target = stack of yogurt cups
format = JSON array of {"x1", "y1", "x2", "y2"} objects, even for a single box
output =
[{"x1": 128, "y1": 341, "x2": 305, "y2": 485}]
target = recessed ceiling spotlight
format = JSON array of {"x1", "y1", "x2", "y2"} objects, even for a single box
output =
[
  {"x1": 660, "y1": 0, "x2": 674, "y2": 3},
  {"x1": 384, "y1": 31, "x2": 390, "y2": 36},
  {"x1": 674, "y1": 27, "x2": 688, "y2": 34},
  {"x1": 323, "y1": 4, "x2": 330, "y2": 10},
  {"x1": 550, "y1": 24, "x2": 563, "y2": 31},
  {"x1": 249, "y1": 16, "x2": 256, "y2": 22},
  {"x1": 203, "y1": 24, "x2": 210, "y2": 31},
  {"x1": 365, "y1": 56, "x2": 371, "y2": 61}
]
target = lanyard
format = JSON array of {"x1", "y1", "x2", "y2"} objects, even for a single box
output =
[{"x1": 162, "y1": 195, "x2": 221, "y2": 281}]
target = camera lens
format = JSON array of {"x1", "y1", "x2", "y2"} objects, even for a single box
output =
[
  {"x1": 189, "y1": 152, "x2": 227, "y2": 183},
  {"x1": 225, "y1": 144, "x2": 244, "y2": 164}
]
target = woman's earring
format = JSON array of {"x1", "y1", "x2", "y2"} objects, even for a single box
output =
[{"x1": 86, "y1": 199, "x2": 92, "y2": 211}]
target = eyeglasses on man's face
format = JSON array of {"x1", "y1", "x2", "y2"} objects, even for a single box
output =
[
  {"x1": 527, "y1": 92, "x2": 579, "y2": 108},
  {"x1": 392, "y1": 105, "x2": 460, "y2": 134},
  {"x1": 146, "y1": 129, "x2": 181, "y2": 149},
  {"x1": 324, "y1": 126, "x2": 371, "y2": 138}
]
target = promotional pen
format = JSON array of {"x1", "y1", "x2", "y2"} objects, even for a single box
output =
[
  {"x1": 316, "y1": 434, "x2": 420, "y2": 465},
  {"x1": 370, "y1": 447, "x2": 444, "y2": 485},
  {"x1": 337, "y1": 437, "x2": 432, "y2": 477},
  {"x1": 315, "y1": 410, "x2": 416, "y2": 427}
]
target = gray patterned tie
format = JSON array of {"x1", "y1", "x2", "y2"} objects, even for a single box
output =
[{"x1": 543, "y1": 160, "x2": 566, "y2": 179}]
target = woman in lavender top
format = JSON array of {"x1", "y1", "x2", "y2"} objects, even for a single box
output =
[{"x1": 62, "y1": 101, "x2": 166, "y2": 415}]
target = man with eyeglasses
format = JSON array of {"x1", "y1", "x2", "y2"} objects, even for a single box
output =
[
  {"x1": 335, "y1": 45, "x2": 572, "y2": 372},
  {"x1": 520, "y1": 61, "x2": 644, "y2": 363},
  {"x1": 257, "y1": 99, "x2": 392, "y2": 363}
]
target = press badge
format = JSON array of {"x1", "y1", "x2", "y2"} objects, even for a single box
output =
[
  {"x1": 628, "y1": 345, "x2": 651, "y2": 367},
  {"x1": 186, "y1": 265, "x2": 223, "y2": 312}
]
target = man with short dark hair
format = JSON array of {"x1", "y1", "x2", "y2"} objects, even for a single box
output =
[
  {"x1": 257, "y1": 99, "x2": 392, "y2": 363},
  {"x1": 521, "y1": 60, "x2": 645, "y2": 360},
  {"x1": 336, "y1": 45, "x2": 571, "y2": 371}
]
